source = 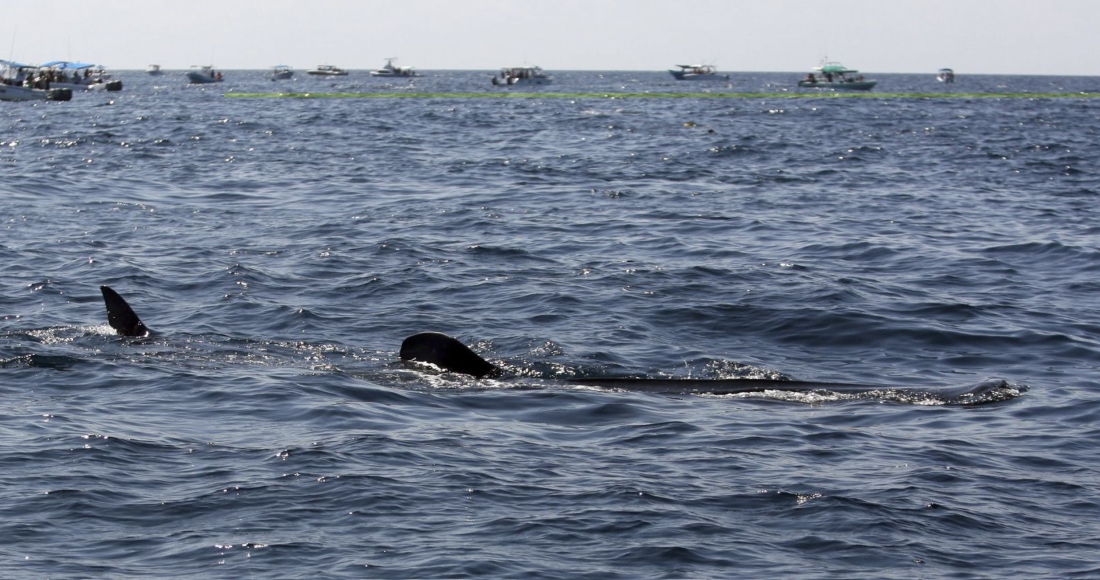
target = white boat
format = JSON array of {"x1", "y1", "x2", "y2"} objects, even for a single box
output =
[
  {"x1": 668, "y1": 64, "x2": 728, "y2": 81},
  {"x1": 797, "y1": 61, "x2": 876, "y2": 91},
  {"x1": 307, "y1": 64, "x2": 348, "y2": 76},
  {"x1": 937, "y1": 68, "x2": 955, "y2": 83},
  {"x1": 0, "y1": 60, "x2": 72, "y2": 101},
  {"x1": 491, "y1": 66, "x2": 552, "y2": 86},
  {"x1": 268, "y1": 65, "x2": 294, "y2": 80},
  {"x1": 370, "y1": 58, "x2": 418, "y2": 77},
  {"x1": 186, "y1": 65, "x2": 223, "y2": 84},
  {"x1": 146, "y1": 64, "x2": 163, "y2": 76},
  {"x1": 39, "y1": 61, "x2": 123, "y2": 91}
]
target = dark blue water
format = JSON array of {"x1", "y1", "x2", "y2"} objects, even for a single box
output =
[{"x1": 2, "y1": 70, "x2": 1099, "y2": 578}]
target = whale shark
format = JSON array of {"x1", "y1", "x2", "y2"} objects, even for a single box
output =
[
  {"x1": 97, "y1": 287, "x2": 1021, "y2": 401},
  {"x1": 397, "y1": 331, "x2": 1016, "y2": 399}
]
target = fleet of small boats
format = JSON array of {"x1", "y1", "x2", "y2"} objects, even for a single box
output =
[
  {"x1": 307, "y1": 64, "x2": 348, "y2": 76},
  {"x1": 0, "y1": 55, "x2": 981, "y2": 102},
  {"x1": 668, "y1": 64, "x2": 729, "y2": 81},
  {"x1": 797, "y1": 61, "x2": 876, "y2": 91},
  {"x1": 370, "y1": 58, "x2": 418, "y2": 77},
  {"x1": 491, "y1": 66, "x2": 552, "y2": 86}
]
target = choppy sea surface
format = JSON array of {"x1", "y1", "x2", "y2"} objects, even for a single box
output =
[{"x1": 2, "y1": 69, "x2": 1099, "y2": 578}]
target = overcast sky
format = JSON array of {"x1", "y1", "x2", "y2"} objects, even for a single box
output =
[{"x1": 4, "y1": 0, "x2": 1097, "y2": 74}]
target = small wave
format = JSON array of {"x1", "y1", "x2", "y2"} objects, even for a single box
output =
[
  {"x1": 25, "y1": 324, "x2": 118, "y2": 345},
  {"x1": 710, "y1": 378, "x2": 1027, "y2": 406},
  {"x1": 981, "y1": 240, "x2": 1097, "y2": 262},
  {"x1": 0, "y1": 353, "x2": 84, "y2": 369}
]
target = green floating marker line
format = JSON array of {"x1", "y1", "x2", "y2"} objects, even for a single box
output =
[{"x1": 225, "y1": 91, "x2": 1100, "y2": 100}]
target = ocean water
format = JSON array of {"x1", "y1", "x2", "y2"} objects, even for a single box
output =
[{"x1": 1, "y1": 69, "x2": 1099, "y2": 578}]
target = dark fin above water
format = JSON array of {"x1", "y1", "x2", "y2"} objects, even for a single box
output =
[
  {"x1": 100, "y1": 285, "x2": 150, "y2": 337},
  {"x1": 399, "y1": 332, "x2": 501, "y2": 378}
]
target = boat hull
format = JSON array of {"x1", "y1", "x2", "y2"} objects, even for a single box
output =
[
  {"x1": 307, "y1": 67, "x2": 348, "y2": 76},
  {"x1": 512, "y1": 77, "x2": 550, "y2": 86},
  {"x1": 669, "y1": 70, "x2": 728, "y2": 81},
  {"x1": 186, "y1": 72, "x2": 222, "y2": 84},
  {"x1": 53, "y1": 79, "x2": 123, "y2": 92},
  {"x1": 491, "y1": 76, "x2": 552, "y2": 87},
  {"x1": 0, "y1": 84, "x2": 72, "y2": 101},
  {"x1": 797, "y1": 80, "x2": 877, "y2": 91}
]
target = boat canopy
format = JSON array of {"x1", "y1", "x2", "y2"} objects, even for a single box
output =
[
  {"x1": 816, "y1": 62, "x2": 858, "y2": 74},
  {"x1": 39, "y1": 60, "x2": 97, "y2": 70},
  {"x1": 0, "y1": 59, "x2": 35, "y2": 68}
]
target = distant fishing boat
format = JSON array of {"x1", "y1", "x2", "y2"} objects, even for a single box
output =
[
  {"x1": 668, "y1": 64, "x2": 728, "y2": 81},
  {"x1": 186, "y1": 65, "x2": 223, "y2": 84},
  {"x1": 39, "y1": 61, "x2": 123, "y2": 92},
  {"x1": 370, "y1": 58, "x2": 418, "y2": 77},
  {"x1": 0, "y1": 59, "x2": 73, "y2": 101},
  {"x1": 937, "y1": 68, "x2": 956, "y2": 83},
  {"x1": 268, "y1": 65, "x2": 294, "y2": 81},
  {"x1": 146, "y1": 64, "x2": 163, "y2": 76},
  {"x1": 797, "y1": 60, "x2": 876, "y2": 91},
  {"x1": 307, "y1": 64, "x2": 348, "y2": 76},
  {"x1": 491, "y1": 66, "x2": 552, "y2": 86}
]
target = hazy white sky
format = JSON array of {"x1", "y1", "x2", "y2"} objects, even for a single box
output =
[{"x1": 4, "y1": 0, "x2": 1097, "y2": 74}]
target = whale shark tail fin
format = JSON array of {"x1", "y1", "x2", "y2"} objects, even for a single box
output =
[
  {"x1": 400, "y1": 332, "x2": 501, "y2": 378},
  {"x1": 100, "y1": 285, "x2": 150, "y2": 337}
]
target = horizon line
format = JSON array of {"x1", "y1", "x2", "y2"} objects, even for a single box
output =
[{"x1": 117, "y1": 67, "x2": 1100, "y2": 78}]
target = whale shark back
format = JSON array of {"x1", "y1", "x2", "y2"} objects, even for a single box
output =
[
  {"x1": 400, "y1": 331, "x2": 501, "y2": 378},
  {"x1": 393, "y1": 332, "x2": 1025, "y2": 404}
]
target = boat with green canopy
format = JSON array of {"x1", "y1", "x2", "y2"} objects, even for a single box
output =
[{"x1": 797, "y1": 61, "x2": 876, "y2": 91}]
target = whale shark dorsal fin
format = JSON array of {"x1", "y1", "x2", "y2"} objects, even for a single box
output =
[
  {"x1": 100, "y1": 285, "x2": 150, "y2": 337},
  {"x1": 400, "y1": 332, "x2": 500, "y2": 378}
]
